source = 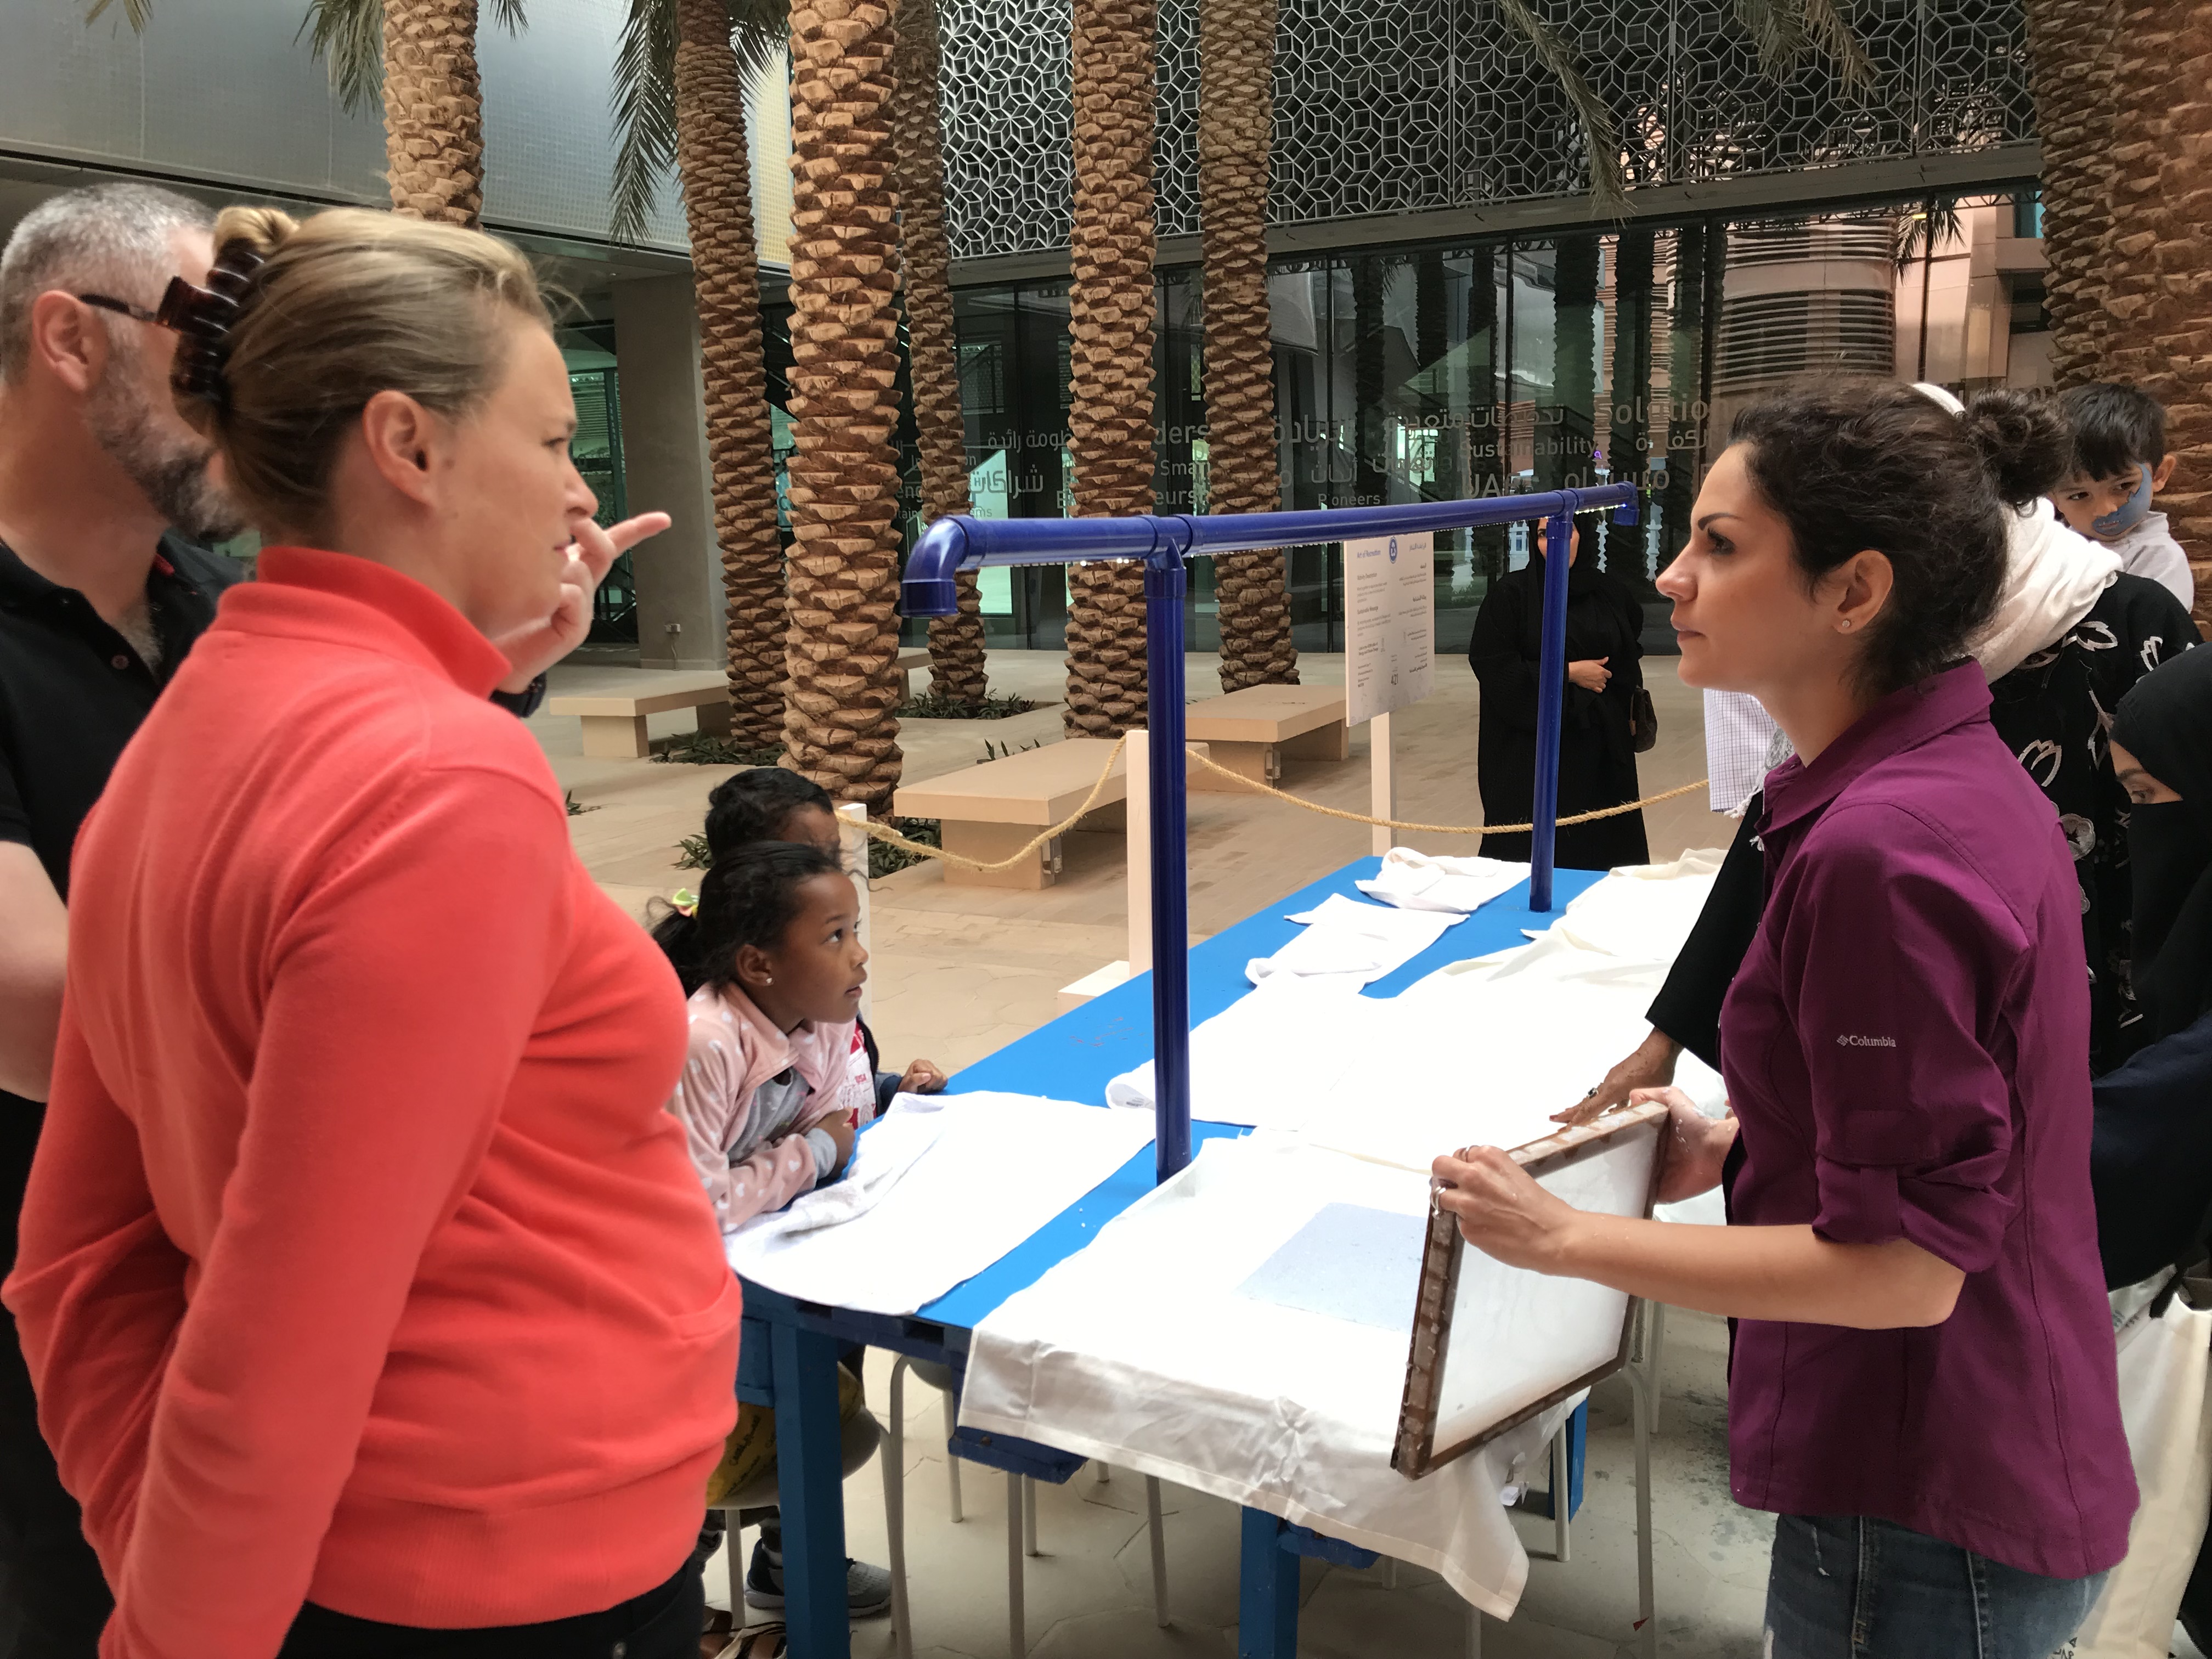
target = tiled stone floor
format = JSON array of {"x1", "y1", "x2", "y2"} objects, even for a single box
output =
[{"x1": 536, "y1": 650, "x2": 1776, "y2": 1656}]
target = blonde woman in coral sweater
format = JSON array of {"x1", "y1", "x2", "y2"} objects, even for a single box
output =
[{"x1": 2, "y1": 206, "x2": 735, "y2": 1658}]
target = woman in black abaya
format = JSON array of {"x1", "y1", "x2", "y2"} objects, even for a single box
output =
[
  {"x1": 2093, "y1": 645, "x2": 2212, "y2": 1650},
  {"x1": 1468, "y1": 520, "x2": 1649, "y2": 870}
]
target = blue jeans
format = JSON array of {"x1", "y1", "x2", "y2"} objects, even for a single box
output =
[{"x1": 1764, "y1": 1514, "x2": 2108, "y2": 1659}]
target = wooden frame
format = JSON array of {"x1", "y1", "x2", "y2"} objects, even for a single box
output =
[{"x1": 1392, "y1": 1099, "x2": 1671, "y2": 1479}]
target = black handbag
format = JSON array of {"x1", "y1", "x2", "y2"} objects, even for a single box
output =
[{"x1": 1629, "y1": 685, "x2": 1658, "y2": 753}]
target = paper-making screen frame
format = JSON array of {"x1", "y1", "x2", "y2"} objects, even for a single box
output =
[{"x1": 1392, "y1": 1099, "x2": 1670, "y2": 1479}]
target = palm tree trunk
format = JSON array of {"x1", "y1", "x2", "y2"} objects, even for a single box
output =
[
  {"x1": 1063, "y1": 0, "x2": 1159, "y2": 736},
  {"x1": 2091, "y1": 0, "x2": 2210, "y2": 622},
  {"x1": 674, "y1": 0, "x2": 789, "y2": 748},
  {"x1": 893, "y1": 0, "x2": 990, "y2": 702},
  {"x1": 1199, "y1": 0, "x2": 1296, "y2": 693},
  {"x1": 2025, "y1": 0, "x2": 2118, "y2": 385},
  {"x1": 382, "y1": 0, "x2": 485, "y2": 226},
  {"x1": 785, "y1": 0, "x2": 907, "y2": 806}
]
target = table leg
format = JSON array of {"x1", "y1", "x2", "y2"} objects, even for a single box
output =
[
  {"x1": 1237, "y1": 1508, "x2": 1298, "y2": 1659},
  {"x1": 1628, "y1": 1302, "x2": 1663, "y2": 1659},
  {"x1": 771, "y1": 1322, "x2": 849, "y2": 1659}
]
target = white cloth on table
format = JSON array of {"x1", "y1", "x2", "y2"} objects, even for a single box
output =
[
  {"x1": 1245, "y1": 891, "x2": 1464, "y2": 986},
  {"x1": 1104, "y1": 973, "x2": 1390, "y2": 1130},
  {"x1": 1525, "y1": 848, "x2": 1724, "y2": 960},
  {"x1": 723, "y1": 1091, "x2": 1155, "y2": 1316},
  {"x1": 1289, "y1": 930, "x2": 1727, "y2": 1176},
  {"x1": 1355, "y1": 848, "x2": 1530, "y2": 914},
  {"x1": 960, "y1": 1135, "x2": 1572, "y2": 1620}
]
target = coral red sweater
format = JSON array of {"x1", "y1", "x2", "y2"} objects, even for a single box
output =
[{"x1": 3, "y1": 549, "x2": 740, "y2": 1657}]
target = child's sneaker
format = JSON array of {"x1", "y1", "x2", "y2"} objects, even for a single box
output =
[{"x1": 744, "y1": 1534, "x2": 892, "y2": 1619}]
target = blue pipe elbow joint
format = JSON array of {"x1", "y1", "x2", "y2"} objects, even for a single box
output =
[{"x1": 900, "y1": 519, "x2": 968, "y2": 618}]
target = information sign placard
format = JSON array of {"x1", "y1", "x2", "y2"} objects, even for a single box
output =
[{"x1": 1344, "y1": 532, "x2": 1435, "y2": 728}]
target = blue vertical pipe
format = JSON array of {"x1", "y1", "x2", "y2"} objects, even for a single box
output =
[
  {"x1": 1528, "y1": 510, "x2": 1574, "y2": 912},
  {"x1": 1144, "y1": 552, "x2": 1193, "y2": 1182}
]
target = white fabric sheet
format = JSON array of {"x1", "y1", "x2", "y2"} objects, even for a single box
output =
[
  {"x1": 1356, "y1": 848, "x2": 1530, "y2": 914},
  {"x1": 1104, "y1": 973, "x2": 1388, "y2": 1129},
  {"x1": 723, "y1": 1091, "x2": 1155, "y2": 1315},
  {"x1": 960, "y1": 1135, "x2": 1570, "y2": 1618},
  {"x1": 1289, "y1": 931, "x2": 1728, "y2": 1175},
  {"x1": 1527, "y1": 849, "x2": 1725, "y2": 960},
  {"x1": 1246, "y1": 891, "x2": 1464, "y2": 986}
]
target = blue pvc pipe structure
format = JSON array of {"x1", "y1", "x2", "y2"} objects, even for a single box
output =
[{"x1": 899, "y1": 483, "x2": 1638, "y2": 1182}]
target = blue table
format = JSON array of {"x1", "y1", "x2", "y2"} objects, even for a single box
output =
[{"x1": 739, "y1": 859, "x2": 1606, "y2": 1657}]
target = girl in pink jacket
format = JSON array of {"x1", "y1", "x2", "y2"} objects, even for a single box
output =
[{"x1": 653, "y1": 842, "x2": 877, "y2": 1232}]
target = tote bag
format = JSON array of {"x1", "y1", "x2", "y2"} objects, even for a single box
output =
[{"x1": 2058, "y1": 1277, "x2": 2212, "y2": 1659}]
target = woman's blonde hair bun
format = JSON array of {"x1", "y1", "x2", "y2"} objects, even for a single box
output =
[
  {"x1": 209, "y1": 205, "x2": 301, "y2": 266},
  {"x1": 184, "y1": 206, "x2": 552, "y2": 538}
]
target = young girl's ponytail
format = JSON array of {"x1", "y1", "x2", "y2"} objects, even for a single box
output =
[{"x1": 651, "y1": 842, "x2": 844, "y2": 996}]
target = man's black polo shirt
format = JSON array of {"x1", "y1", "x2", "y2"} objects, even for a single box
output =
[
  {"x1": 0, "y1": 532, "x2": 239, "y2": 1273},
  {"x1": 0, "y1": 533, "x2": 240, "y2": 896}
]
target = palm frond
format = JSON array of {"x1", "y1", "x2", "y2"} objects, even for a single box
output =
[
  {"x1": 1732, "y1": 0, "x2": 1875, "y2": 91},
  {"x1": 1804, "y1": 0, "x2": 1876, "y2": 89},
  {"x1": 1496, "y1": 0, "x2": 1627, "y2": 219},
  {"x1": 1893, "y1": 200, "x2": 1964, "y2": 272},
  {"x1": 1730, "y1": 0, "x2": 1804, "y2": 77},
  {"x1": 729, "y1": 0, "x2": 789, "y2": 83},
  {"x1": 487, "y1": 0, "x2": 529, "y2": 28},
  {"x1": 610, "y1": 0, "x2": 789, "y2": 246},
  {"x1": 84, "y1": 0, "x2": 156, "y2": 29},
  {"x1": 297, "y1": 0, "x2": 386, "y2": 112},
  {"x1": 610, "y1": 0, "x2": 681, "y2": 245}
]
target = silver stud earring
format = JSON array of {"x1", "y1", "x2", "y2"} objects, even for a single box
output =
[
  {"x1": 1839, "y1": 620, "x2": 1854, "y2": 632},
  {"x1": 762, "y1": 975, "x2": 774, "y2": 984}
]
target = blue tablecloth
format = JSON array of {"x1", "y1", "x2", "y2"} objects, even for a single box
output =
[{"x1": 919, "y1": 858, "x2": 1603, "y2": 1328}]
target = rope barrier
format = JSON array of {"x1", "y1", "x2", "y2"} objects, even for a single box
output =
[{"x1": 855, "y1": 735, "x2": 1710, "y2": 875}]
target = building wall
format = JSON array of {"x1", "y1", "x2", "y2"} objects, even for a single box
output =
[
  {"x1": 5, "y1": 0, "x2": 687, "y2": 247},
  {"x1": 938, "y1": 0, "x2": 2038, "y2": 261}
]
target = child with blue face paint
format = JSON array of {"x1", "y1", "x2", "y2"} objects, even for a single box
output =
[{"x1": 2052, "y1": 382, "x2": 2194, "y2": 612}]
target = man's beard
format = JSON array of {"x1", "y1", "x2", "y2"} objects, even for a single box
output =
[{"x1": 84, "y1": 349, "x2": 245, "y2": 545}]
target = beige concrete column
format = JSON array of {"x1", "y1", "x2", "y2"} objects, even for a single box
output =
[{"x1": 613, "y1": 274, "x2": 723, "y2": 670}]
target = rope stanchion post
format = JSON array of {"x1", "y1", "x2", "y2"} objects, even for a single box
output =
[
  {"x1": 1369, "y1": 710, "x2": 1395, "y2": 859},
  {"x1": 1125, "y1": 730, "x2": 1153, "y2": 975}
]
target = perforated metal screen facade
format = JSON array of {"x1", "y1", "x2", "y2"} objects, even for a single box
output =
[{"x1": 938, "y1": 0, "x2": 2034, "y2": 260}]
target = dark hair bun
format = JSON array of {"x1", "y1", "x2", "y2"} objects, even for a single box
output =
[
  {"x1": 1731, "y1": 381, "x2": 2009, "y2": 697},
  {"x1": 650, "y1": 840, "x2": 846, "y2": 997},
  {"x1": 1958, "y1": 389, "x2": 2070, "y2": 506}
]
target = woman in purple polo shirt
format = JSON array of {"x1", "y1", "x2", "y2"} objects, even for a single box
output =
[{"x1": 1436, "y1": 382, "x2": 2135, "y2": 1657}]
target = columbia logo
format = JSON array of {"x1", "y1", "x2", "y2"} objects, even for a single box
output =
[{"x1": 1836, "y1": 1034, "x2": 1897, "y2": 1048}]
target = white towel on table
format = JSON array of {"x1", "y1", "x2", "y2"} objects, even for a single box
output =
[
  {"x1": 1356, "y1": 848, "x2": 1530, "y2": 914},
  {"x1": 1246, "y1": 891, "x2": 1463, "y2": 987},
  {"x1": 1523, "y1": 848, "x2": 1725, "y2": 960},
  {"x1": 1104, "y1": 972, "x2": 1389, "y2": 1131},
  {"x1": 723, "y1": 1091, "x2": 1156, "y2": 1316},
  {"x1": 961, "y1": 1135, "x2": 1572, "y2": 1620}
]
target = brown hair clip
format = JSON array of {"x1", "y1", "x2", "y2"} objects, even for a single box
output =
[{"x1": 158, "y1": 244, "x2": 265, "y2": 410}]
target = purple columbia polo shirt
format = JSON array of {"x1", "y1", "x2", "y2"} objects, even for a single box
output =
[{"x1": 1719, "y1": 662, "x2": 2135, "y2": 1579}]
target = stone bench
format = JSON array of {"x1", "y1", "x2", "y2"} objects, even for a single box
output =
[
  {"x1": 546, "y1": 671, "x2": 732, "y2": 759},
  {"x1": 1183, "y1": 684, "x2": 1348, "y2": 792},
  {"x1": 891, "y1": 736, "x2": 1206, "y2": 890},
  {"x1": 896, "y1": 648, "x2": 930, "y2": 703}
]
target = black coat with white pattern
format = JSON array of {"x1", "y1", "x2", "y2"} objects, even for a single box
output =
[{"x1": 1987, "y1": 572, "x2": 2198, "y2": 1070}]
